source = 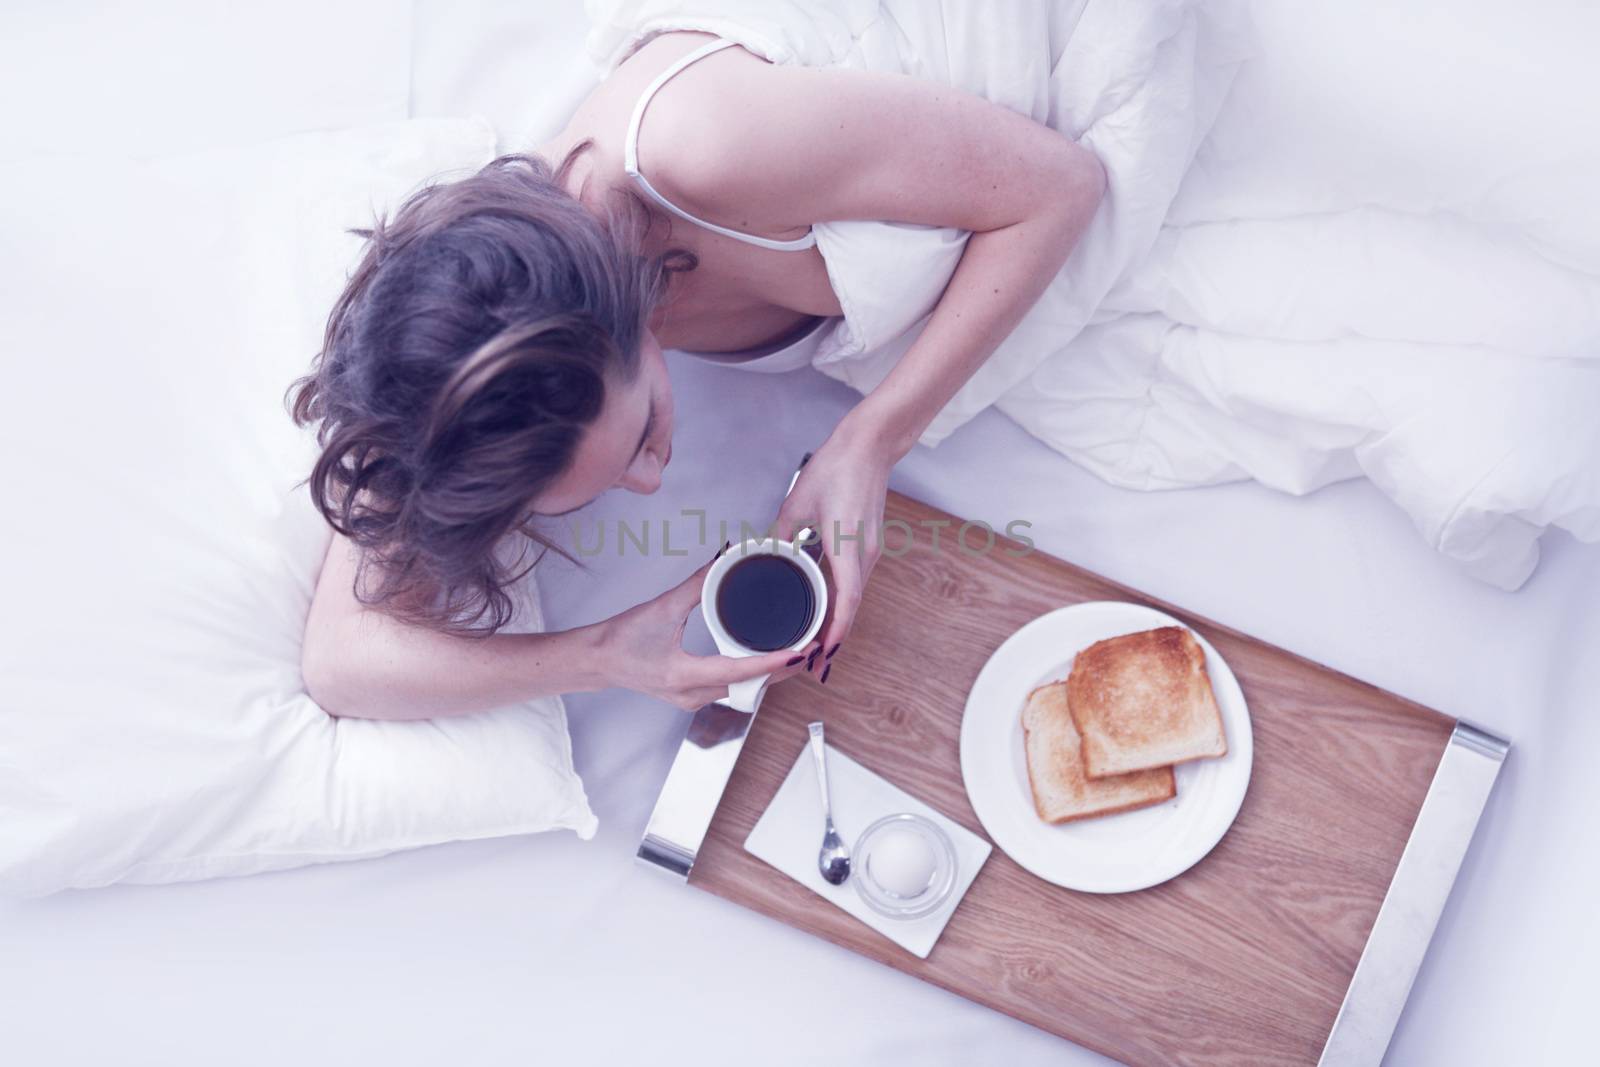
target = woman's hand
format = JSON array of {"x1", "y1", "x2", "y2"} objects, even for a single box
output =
[
  {"x1": 594, "y1": 550, "x2": 817, "y2": 710},
  {"x1": 774, "y1": 414, "x2": 902, "y2": 671}
]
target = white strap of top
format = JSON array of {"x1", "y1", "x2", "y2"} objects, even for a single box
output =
[{"x1": 622, "y1": 38, "x2": 818, "y2": 253}]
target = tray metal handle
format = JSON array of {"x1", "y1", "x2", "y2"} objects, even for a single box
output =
[{"x1": 1318, "y1": 721, "x2": 1510, "y2": 1065}]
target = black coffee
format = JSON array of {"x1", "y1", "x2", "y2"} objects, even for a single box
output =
[{"x1": 715, "y1": 554, "x2": 815, "y2": 651}]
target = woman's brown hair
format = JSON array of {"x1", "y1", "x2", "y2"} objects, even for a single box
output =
[{"x1": 288, "y1": 149, "x2": 674, "y2": 634}]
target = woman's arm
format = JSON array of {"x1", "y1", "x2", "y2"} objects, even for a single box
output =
[
  {"x1": 302, "y1": 534, "x2": 809, "y2": 719},
  {"x1": 644, "y1": 55, "x2": 1105, "y2": 650}
]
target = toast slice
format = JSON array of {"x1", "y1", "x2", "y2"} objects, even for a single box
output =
[
  {"x1": 1067, "y1": 626, "x2": 1228, "y2": 778},
  {"x1": 1021, "y1": 681, "x2": 1176, "y2": 823}
]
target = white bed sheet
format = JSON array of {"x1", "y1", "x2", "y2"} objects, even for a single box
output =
[
  {"x1": 2, "y1": 359, "x2": 1596, "y2": 1066},
  {"x1": 3, "y1": 2, "x2": 1595, "y2": 1064}
]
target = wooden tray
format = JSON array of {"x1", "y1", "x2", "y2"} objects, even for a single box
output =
[{"x1": 687, "y1": 492, "x2": 1463, "y2": 1065}]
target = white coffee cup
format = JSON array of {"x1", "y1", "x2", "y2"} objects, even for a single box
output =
[{"x1": 702, "y1": 537, "x2": 828, "y2": 712}]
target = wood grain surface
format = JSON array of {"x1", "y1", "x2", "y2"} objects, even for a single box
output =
[{"x1": 688, "y1": 493, "x2": 1454, "y2": 1065}]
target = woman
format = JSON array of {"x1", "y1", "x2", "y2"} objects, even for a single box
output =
[{"x1": 293, "y1": 3, "x2": 1221, "y2": 719}]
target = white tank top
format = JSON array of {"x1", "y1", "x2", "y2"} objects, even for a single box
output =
[{"x1": 622, "y1": 37, "x2": 818, "y2": 253}]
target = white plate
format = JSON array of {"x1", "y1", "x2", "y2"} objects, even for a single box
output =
[{"x1": 959, "y1": 601, "x2": 1253, "y2": 893}]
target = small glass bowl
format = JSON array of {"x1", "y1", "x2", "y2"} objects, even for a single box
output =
[{"x1": 852, "y1": 813, "x2": 958, "y2": 920}]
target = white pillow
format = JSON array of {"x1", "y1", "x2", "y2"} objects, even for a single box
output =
[
  {"x1": 0, "y1": 0, "x2": 412, "y2": 163},
  {"x1": 0, "y1": 118, "x2": 597, "y2": 896},
  {"x1": 411, "y1": 0, "x2": 600, "y2": 151}
]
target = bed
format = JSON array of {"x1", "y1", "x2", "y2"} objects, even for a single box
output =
[{"x1": 1, "y1": 2, "x2": 1595, "y2": 1064}]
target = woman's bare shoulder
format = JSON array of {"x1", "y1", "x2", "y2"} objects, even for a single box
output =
[
  {"x1": 537, "y1": 32, "x2": 740, "y2": 199},
  {"x1": 617, "y1": 34, "x2": 784, "y2": 214}
]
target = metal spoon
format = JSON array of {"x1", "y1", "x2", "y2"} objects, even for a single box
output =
[{"x1": 807, "y1": 721, "x2": 851, "y2": 885}]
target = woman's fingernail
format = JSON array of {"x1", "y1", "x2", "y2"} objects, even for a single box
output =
[
  {"x1": 785, "y1": 655, "x2": 805, "y2": 667},
  {"x1": 819, "y1": 664, "x2": 832, "y2": 685},
  {"x1": 713, "y1": 540, "x2": 731, "y2": 560},
  {"x1": 806, "y1": 648, "x2": 820, "y2": 672},
  {"x1": 825, "y1": 643, "x2": 841, "y2": 660}
]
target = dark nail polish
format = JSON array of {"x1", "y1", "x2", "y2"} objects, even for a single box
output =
[
  {"x1": 825, "y1": 643, "x2": 841, "y2": 660},
  {"x1": 785, "y1": 655, "x2": 804, "y2": 667},
  {"x1": 713, "y1": 540, "x2": 731, "y2": 560},
  {"x1": 819, "y1": 664, "x2": 832, "y2": 685},
  {"x1": 806, "y1": 649, "x2": 820, "y2": 672}
]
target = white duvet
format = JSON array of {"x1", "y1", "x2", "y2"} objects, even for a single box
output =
[{"x1": 588, "y1": 0, "x2": 1600, "y2": 589}]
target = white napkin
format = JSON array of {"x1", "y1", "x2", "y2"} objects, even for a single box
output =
[{"x1": 744, "y1": 741, "x2": 992, "y2": 959}]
